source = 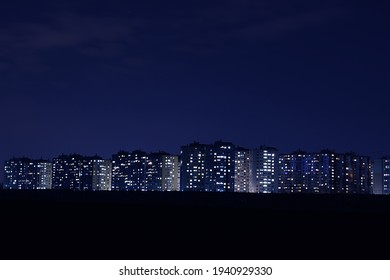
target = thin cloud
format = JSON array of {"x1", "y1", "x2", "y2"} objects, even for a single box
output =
[
  {"x1": 1, "y1": 14, "x2": 143, "y2": 49},
  {"x1": 230, "y1": 9, "x2": 344, "y2": 41},
  {"x1": 0, "y1": 12, "x2": 146, "y2": 74},
  {"x1": 165, "y1": 3, "x2": 345, "y2": 53},
  {"x1": 0, "y1": 1, "x2": 346, "y2": 74}
]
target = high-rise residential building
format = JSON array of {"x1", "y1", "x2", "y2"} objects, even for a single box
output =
[
  {"x1": 279, "y1": 150, "x2": 373, "y2": 194},
  {"x1": 316, "y1": 150, "x2": 344, "y2": 194},
  {"x1": 112, "y1": 150, "x2": 178, "y2": 191},
  {"x1": 278, "y1": 150, "x2": 329, "y2": 193},
  {"x1": 4, "y1": 157, "x2": 35, "y2": 190},
  {"x1": 373, "y1": 159, "x2": 383, "y2": 195},
  {"x1": 92, "y1": 159, "x2": 112, "y2": 191},
  {"x1": 52, "y1": 154, "x2": 84, "y2": 190},
  {"x1": 180, "y1": 142, "x2": 207, "y2": 191},
  {"x1": 161, "y1": 154, "x2": 179, "y2": 191},
  {"x1": 278, "y1": 151, "x2": 315, "y2": 193},
  {"x1": 204, "y1": 141, "x2": 236, "y2": 192},
  {"x1": 146, "y1": 152, "x2": 179, "y2": 191},
  {"x1": 146, "y1": 152, "x2": 165, "y2": 192},
  {"x1": 249, "y1": 146, "x2": 277, "y2": 193},
  {"x1": 52, "y1": 154, "x2": 110, "y2": 191},
  {"x1": 234, "y1": 148, "x2": 250, "y2": 193},
  {"x1": 36, "y1": 161, "x2": 53, "y2": 190},
  {"x1": 111, "y1": 151, "x2": 131, "y2": 191},
  {"x1": 381, "y1": 157, "x2": 390, "y2": 195},
  {"x1": 343, "y1": 153, "x2": 373, "y2": 194},
  {"x1": 177, "y1": 158, "x2": 181, "y2": 191},
  {"x1": 127, "y1": 150, "x2": 148, "y2": 191},
  {"x1": 4, "y1": 158, "x2": 52, "y2": 190},
  {"x1": 111, "y1": 150, "x2": 148, "y2": 191},
  {"x1": 180, "y1": 141, "x2": 237, "y2": 192}
]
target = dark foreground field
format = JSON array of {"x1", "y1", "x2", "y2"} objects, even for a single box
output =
[{"x1": 0, "y1": 190, "x2": 389, "y2": 260}]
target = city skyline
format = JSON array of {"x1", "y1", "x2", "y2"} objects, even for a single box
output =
[
  {"x1": 1, "y1": 0, "x2": 390, "y2": 263},
  {"x1": 1, "y1": 1, "x2": 389, "y2": 185},
  {"x1": 3, "y1": 140, "x2": 385, "y2": 194}
]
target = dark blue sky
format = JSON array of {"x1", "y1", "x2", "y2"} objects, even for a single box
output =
[{"x1": 1, "y1": 0, "x2": 389, "y2": 181}]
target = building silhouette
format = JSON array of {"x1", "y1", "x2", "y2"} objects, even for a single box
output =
[
  {"x1": 127, "y1": 150, "x2": 148, "y2": 191},
  {"x1": 381, "y1": 157, "x2": 390, "y2": 195},
  {"x1": 315, "y1": 150, "x2": 343, "y2": 194},
  {"x1": 52, "y1": 154, "x2": 111, "y2": 191},
  {"x1": 278, "y1": 151, "x2": 373, "y2": 194},
  {"x1": 52, "y1": 154, "x2": 83, "y2": 190},
  {"x1": 146, "y1": 152, "x2": 179, "y2": 191},
  {"x1": 380, "y1": 156, "x2": 390, "y2": 195},
  {"x1": 234, "y1": 148, "x2": 250, "y2": 193},
  {"x1": 249, "y1": 146, "x2": 278, "y2": 193},
  {"x1": 112, "y1": 150, "x2": 179, "y2": 191},
  {"x1": 278, "y1": 151, "x2": 316, "y2": 193},
  {"x1": 92, "y1": 159, "x2": 112, "y2": 191},
  {"x1": 4, "y1": 157, "x2": 52, "y2": 190},
  {"x1": 111, "y1": 151, "x2": 131, "y2": 191},
  {"x1": 343, "y1": 153, "x2": 373, "y2": 194},
  {"x1": 1, "y1": 142, "x2": 378, "y2": 195},
  {"x1": 111, "y1": 150, "x2": 148, "y2": 191},
  {"x1": 204, "y1": 141, "x2": 236, "y2": 192},
  {"x1": 180, "y1": 142, "x2": 207, "y2": 191},
  {"x1": 180, "y1": 141, "x2": 236, "y2": 192}
]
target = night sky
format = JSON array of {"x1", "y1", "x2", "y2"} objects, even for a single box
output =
[{"x1": 1, "y1": 0, "x2": 389, "y2": 182}]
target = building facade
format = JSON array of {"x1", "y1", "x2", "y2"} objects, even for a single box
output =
[
  {"x1": 52, "y1": 154, "x2": 83, "y2": 190},
  {"x1": 52, "y1": 154, "x2": 110, "y2": 191},
  {"x1": 111, "y1": 150, "x2": 148, "y2": 191},
  {"x1": 382, "y1": 157, "x2": 390, "y2": 195},
  {"x1": 343, "y1": 153, "x2": 373, "y2": 194},
  {"x1": 111, "y1": 151, "x2": 131, "y2": 191},
  {"x1": 145, "y1": 152, "x2": 179, "y2": 191},
  {"x1": 127, "y1": 150, "x2": 148, "y2": 191},
  {"x1": 112, "y1": 150, "x2": 178, "y2": 191},
  {"x1": 4, "y1": 158, "x2": 52, "y2": 190},
  {"x1": 161, "y1": 154, "x2": 179, "y2": 191},
  {"x1": 278, "y1": 150, "x2": 373, "y2": 194},
  {"x1": 35, "y1": 161, "x2": 53, "y2": 190},
  {"x1": 92, "y1": 159, "x2": 112, "y2": 191},
  {"x1": 204, "y1": 141, "x2": 236, "y2": 192},
  {"x1": 278, "y1": 151, "x2": 315, "y2": 193},
  {"x1": 315, "y1": 150, "x2": 344, "y2": 194},
  {"x1": 234, "y1": 148, "x2": 250, "y2": 193},
  {"x1": 180, "y1": 142, "x2": 207, "y2": 191},
  {"x1": 249, "y1": 146, "x2": 277, "y2": 193}
]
